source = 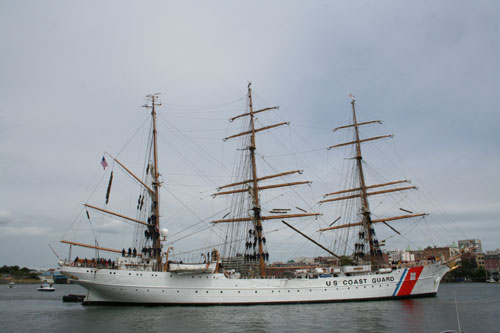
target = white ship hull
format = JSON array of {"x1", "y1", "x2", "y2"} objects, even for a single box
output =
[{"x1": 60, "y1": 263, "x2": 449, "y2": 305}]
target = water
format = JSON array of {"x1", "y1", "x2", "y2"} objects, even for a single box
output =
[{"x1": 1, "y1": 283, "x2": 498, "y2": 332}]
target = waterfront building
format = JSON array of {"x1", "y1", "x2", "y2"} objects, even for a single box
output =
[
  {"x1": 461, "y1": 252, "x2": 486, "y2": 269},
  {"x1": 38, "y1": 269, "x2": 67, "y2": 284},
  {"x1": 422, "y1": 246, "x2": 460, "y2": 262},
  {"x1": 475, "y1": 253, "x2": 485, "y2": 269},
  {"x1": 294, "y1": 257, "x2": 315, "y2": 264},
  {"x1": 458, "y1": 239, "x2": 482, "y2": 253},
  {"x1": 485, "y1": 249, "x2": 500, "y2": 273},
  {"x1": 387, "y1": 249, "x2": 415, "y2": 264},
  {"x1": 313, "y1": 256, "x2": 341, "y2": 266}
]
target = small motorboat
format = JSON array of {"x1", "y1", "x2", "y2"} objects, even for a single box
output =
[
  {"x1": 37, "y1": 282, "x2": 55, "y2": 292},
  {"x1": 8, "y1": 282, "x2": 15, "y2": 288}
]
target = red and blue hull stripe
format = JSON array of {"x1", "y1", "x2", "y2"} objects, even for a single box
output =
[{"x1": 393, "y1": 266, "x2": 424, "y2": 297}]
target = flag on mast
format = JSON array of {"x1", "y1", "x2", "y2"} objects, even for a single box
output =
[{"x1": 101, "y1": 156, "x2": 108, "y2": 170}]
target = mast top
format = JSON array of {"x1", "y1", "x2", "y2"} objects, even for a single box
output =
[
  {"x1": 143, "y1": 93, "x2": 162, "y2": 110},
  {"x1": 349, "y1": 93, "x2": 355, "y2": 104}
]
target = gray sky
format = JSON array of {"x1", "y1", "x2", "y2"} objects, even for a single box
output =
[{"x1": 1, "y1": 1, "x2": 499, "y2": 268}]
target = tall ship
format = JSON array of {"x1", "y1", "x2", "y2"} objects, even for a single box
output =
[{"x1": 59, "y1": 87, "x2": 461, "y2": 305}]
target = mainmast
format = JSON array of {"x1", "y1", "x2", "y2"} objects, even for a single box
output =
[{"x1": 213, "y1": 83, "x2": 320, "y2": 278}]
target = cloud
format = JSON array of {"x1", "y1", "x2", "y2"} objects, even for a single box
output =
[
  {"x1": 0, "y1": 209, "x2": 12, "y2": 225},
  {"x1": 0, "y1": 225, "x2": 49, "y2": 237}
]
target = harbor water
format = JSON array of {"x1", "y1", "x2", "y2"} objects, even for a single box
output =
[{"x1": 1, "y1": 283, "x2": 499, "y2": 332}]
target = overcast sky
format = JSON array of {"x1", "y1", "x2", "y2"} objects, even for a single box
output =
[{"x1": 1, "y1": 1, "x2": 499, "y2": 269}]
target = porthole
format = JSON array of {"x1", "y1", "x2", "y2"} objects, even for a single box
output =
[
  {"x1": 206, "y1": 291, "x2": 209, "y2": 293},
  {"x1": 129, "y1": 273, "x2": 131, "y2": 275},
  {"x1": 238, "y1": 291, "x2": 241, "y2": 293},
  {"x1": 288, "y1": 290, "x2": 290, "y2": 293},
  {"x1": 195, "y1": 291, "x2": 198, "y2": 293},
  {"x1": 255, "y1": 291, "x2": 258, "y2": 293},
  {"x1": 220, "y1": 291, "x2": 223, "y2": 294}
]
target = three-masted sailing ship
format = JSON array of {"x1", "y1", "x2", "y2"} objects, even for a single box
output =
[{"x1": 59, "y1": 88, "x2": 457, "y2": 305}]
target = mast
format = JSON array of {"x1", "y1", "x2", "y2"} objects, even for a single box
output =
[
  {"x1": 61, "y1": 95, "x2": 164, "y2": 267},
  {"x1": 214, "y1": 83, "x2": 320, "y2": 278},
  {"x1": 320, "y1": 95, "x2": 426, "y2": 270},
  {"x1": 247, "y1": 83, "x2": 266, "y2": 277},
  {"x1": 145, "y1": 94, "x2": 162, "y2": 267},
  {"x1": 152, "y1": 95, "x2": 162, "y2": 266},
  {"x1": 350, "y1": 97, "x2": 379, "y2": 267}
]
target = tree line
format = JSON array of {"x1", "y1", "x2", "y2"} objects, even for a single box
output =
[{"x1": 0, "y1": 265, "x2": 39, "y2": 279}]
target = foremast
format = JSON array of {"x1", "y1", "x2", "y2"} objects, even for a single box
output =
[
  {"x1": 60, "y1": 94, "x2": 164, "y2": 268},
  {"x1": 145, "y1": 94, "x2": 162, "y2": 266},
  {"x1": 213, "y1": 83, "x2": 320, "y2": 277},
  {"x1": 320, "y1": 95, "x2": 427, "y2": 270}
]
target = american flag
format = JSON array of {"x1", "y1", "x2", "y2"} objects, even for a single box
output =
[{"x1": 101, "y1": 156, "x2": 108, "y2": 170}]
